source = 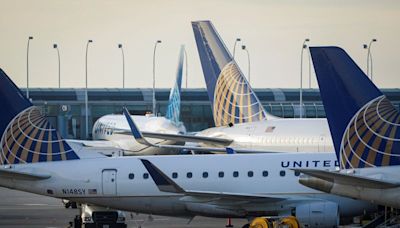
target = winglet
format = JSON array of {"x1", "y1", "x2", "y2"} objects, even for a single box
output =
[
  {"x1": 122, "y1": 107, "x2": 153, "y2": 146},
  {"x1": 140, "y1": 159, "x2": 185, "y2": 193}
]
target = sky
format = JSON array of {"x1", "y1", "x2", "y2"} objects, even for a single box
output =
[{"x1": 0, "y1": 0, "x2": 399, "y2": 89}]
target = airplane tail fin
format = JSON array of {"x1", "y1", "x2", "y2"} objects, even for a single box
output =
[
  {"x1": 310, "y1": 47, "x2": 400, "y2": 169},
  {"x1": 0, "y1": 69, "x2": 79, "y2": 165},
  {"x1": 165, "y1": 45, "x2": 184, "y2": 126},
  {"x1": 192, "y1": 20, "x2": 268, "y2": 127}
]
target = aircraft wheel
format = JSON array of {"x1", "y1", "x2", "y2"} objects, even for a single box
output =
[
  {"x1": 73, "y1": 215, "x2": 82, "y2": 228},
  {"x1": 280, "y1": 216, "x2": 300, "y2": 228},
  {"x1": 83, "y1": 224, "x2": 96, "y2": 228},
  {"x1": 242, "y1": 223, "x2": 250, "y2": 228},
  {"x1": 249, "y1": 217, "x2": 270, "y2": 228}
]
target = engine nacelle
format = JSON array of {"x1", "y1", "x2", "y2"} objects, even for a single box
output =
[{"x1": 295, "y1": 201, "x2": 339, "y2": 228}]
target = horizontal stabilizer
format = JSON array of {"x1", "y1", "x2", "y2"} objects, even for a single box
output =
[
  {"x1": 0, "y1": 168, "x2": 51, "y2": 181},
  {"x1": 294, "y1": 169, "x2": 400, "y2": 189},
  {"x1": 141, "y1": 159, "x2": 284, "y2": 203}
]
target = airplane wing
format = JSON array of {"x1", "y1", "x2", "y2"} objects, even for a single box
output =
[
  {"x1": 116, "y1": 130, "x2": 233, "y2": 147},
  {"x1": 141, "y1": 159, "x2": 285, "y2": 203},
  {"x1": 294, "y1": 168, "x2": 400, "y2": 189},
  {"x1": 0, "y1": 168, "x2": 51, "y2": 181},
  {"x1": 122, "y1": 107, "x2": 277, "y2": 154},
  {"x1": 142, "y1": 132, "x2": 233, "y2": 146},
  {"x1": 67, "y1": 139, "x2": 119, "y2": 148}
]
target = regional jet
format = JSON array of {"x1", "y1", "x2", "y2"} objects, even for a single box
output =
[
  {"x1": 93, "y1": 21, "x2": 335, "y2": 154},
  {"x1": 88, "y1": 46, "x2": 187, "y2": 155},
  {"x1": 0, "y1": 68, "x2": 376, "y2": 228}
]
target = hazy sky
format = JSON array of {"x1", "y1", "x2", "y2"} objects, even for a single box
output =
[{"x1": 1, "y1": 0, "x2": 399, "y2": 89}]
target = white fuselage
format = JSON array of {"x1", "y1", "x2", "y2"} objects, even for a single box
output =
[
  {"x1": 327, "y1": 166, "x2": 400, "y2": 208},
  {"x1": 1, "y1": 152, "x2": 373, "y2": 222},
  {"x1": 93, "y1": 114, "x2": 333, "y2": 153},
  {"x1": 92, "y1": 114, "x2": 186, "y2": 155},
  {"x1": 197, "y1": 118, "x2": 333, "y2": 152}
]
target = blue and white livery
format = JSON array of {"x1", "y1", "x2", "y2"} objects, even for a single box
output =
[
  {"x1": 91, "y1": 47, "x2": 187, "y2": 155},
  {"x1": 0, "y1": 67, "x2": 376, "y2": 228}
]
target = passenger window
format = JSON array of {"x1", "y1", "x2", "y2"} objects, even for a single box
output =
[
  {"x1": 128, "y1": 173, "x2": 134, "y2": 180},
  {"x1": 172, "y1": 172, "x2": 178, "y2": 179},
  {"x1": 280, "y1": 170, "x2": 286, "y2": 177},
  {"x1": 202, "y1": 172, "x2": 208, "y2": 178},
  {"x1": 218, "y1": 171, "x2": 224, "y2": 178},
  {"x1": 233, "y1": 171, "x2": 239, "y2": 178},
  {"x1": 248, "y1": 171, "x2": 254, "y2": 177},
  {"x1": 262, "y1": 170, "x2": 269, "y2": 177},
  {"x1": 187, "y1": 172, "x2": 192, "y2": 178},
  {"x1": 143, "y1": 173, "x2": 149, "y2": 179}
]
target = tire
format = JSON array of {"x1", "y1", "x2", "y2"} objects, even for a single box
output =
[
  {"x1": 74, "y1": 215, "x2": 82, "y2": 228},
  {"x1": 242, "y1": 224, "x2": 250, "y2": 228},
  {"x1": 83, "y1": 223, "x2": 96, "y2": 228}
]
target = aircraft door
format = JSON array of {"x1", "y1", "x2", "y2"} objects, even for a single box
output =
[{"x1": 102, "y1": 169, "x2": 117, "y2": 195}]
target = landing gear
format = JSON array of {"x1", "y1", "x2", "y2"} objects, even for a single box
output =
[{"x1": 73, "y1": 215, "x2": 82, "y2": 228}]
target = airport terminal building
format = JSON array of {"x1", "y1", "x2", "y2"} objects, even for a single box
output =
[{"x1": 25, "y1": 88, "x2": 400, "y2": 140}]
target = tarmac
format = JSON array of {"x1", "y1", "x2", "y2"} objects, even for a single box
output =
[{"x1": 0, "y1": 187, "x2": 248, "y2": 228}]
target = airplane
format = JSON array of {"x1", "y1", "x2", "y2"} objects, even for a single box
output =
[
  {"x1": 88, "y1": 45, "x2": 187, "y2": 155},
  {"x1": 88, "y1": 20, "x2": 335, "y2": 154},
  {"x1": 295, "y1": 46, "x2": 400, "y2": 209},
  {"x1": 0, "y1": 68, "x2": 376, "y2": 228}
]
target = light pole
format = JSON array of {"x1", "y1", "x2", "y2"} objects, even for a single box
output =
[
  {"x1": 118, "y1": 44, "x2": 125, "y2": 88},
  {"x1": 85, "y1": 40, "x2": 93, "y2": 139},
  {"x1": 152, "y1": 40, "x2": 162, "y2": 115},
  {"x1": 300, "y1": 38, "x2": 310, "y2": 118},
  {"x1": 53, "y1": 44, "x2": 61, "y2": 88},
  {"x1": 363, "y1": 39, "x2": 377, "y2": 80},
  {"x1": 241, "y1": 45, "x2": 251, "y2": 83},
  {"x1": 183, "y1": 47, "x2": 188, "y2": 88},
  {"x1": 26, "y1": 36, "x2": 33, "y2": 99},
  {"x1": 232, "y1": 38, "x2": 241, "y2": 59}
]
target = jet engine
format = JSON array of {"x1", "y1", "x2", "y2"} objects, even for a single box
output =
[{"x1": 294, "y1": 201, "x2": 339, "y2": 228}]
